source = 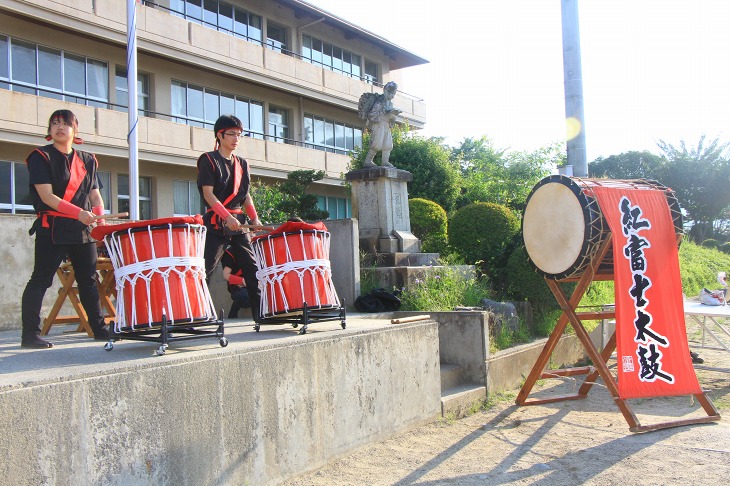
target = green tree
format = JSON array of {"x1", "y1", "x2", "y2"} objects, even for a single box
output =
[
  {"x1": 275, "y1": 170, "x2": 329, "y2": 221},
  {"x1": 452, "y1": 137, "x2": 555, "y2": 212},
  {"x1": 588, "y1": 151, "x2": 664, "y2": 179},
  {"x1": 248, "y1": 180, "x2": 287, "y2": 224},
  {"x1": 655, "y1": 136, "x2": 730, "y2": 242}
]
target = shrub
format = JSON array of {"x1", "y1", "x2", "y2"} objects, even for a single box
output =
[
  {"x1": 720, "y1": 242, "x2": 730, "y2": 254},
  {"x1": 701, "y1": 238, "x2": 721, "y2": 249},
  {"x1": 409, "y1": 198, "x2": 448, "y2": 254},
  {"x1": 448, "y1": 202, "x2": 520, "y2": 272},
  {"x1": 503, "y1": 246, "x2": 571, "y2": 336}
]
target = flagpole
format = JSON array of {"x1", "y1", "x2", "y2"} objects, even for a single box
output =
[{"x1": 127, "y1": 0, "x2": 140, "y2": 220}]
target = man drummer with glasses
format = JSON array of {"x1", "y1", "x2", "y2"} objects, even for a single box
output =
[{"x1": 197, "y1": 115, "x2": 261, "y2": 321}]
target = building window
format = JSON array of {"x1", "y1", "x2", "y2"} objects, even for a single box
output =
[
  {"x1": 114, "y1": 67, "x2": 150, "y2": 116},
  {"x1": 0, "y1": 34, "x2": 108, "y2": 107},
  {"x1": 173, "y1": 180, "x2": 203, "y2": 216},
  {"x1": 302, "y1": 34, "x2": 361, "y2": 79},
  {"x1": 169, "y1": 0, "x2": 262, "y2": 45},
  {"x1": 0, "y1": 161, "x2": 34, "y2": 214},
  {"x1": 117, "y1": 174, "x2": 152, "y2": 220},
  {"x1": 171, "y1": 80, "x2": 264, "y2": 138},
  {"x1": 266, "y1": 21, "x2": 287, "y2": 53},
  {"x1": 364, "y1": 60, "x2": 379, "y2": 84},
  {"x1": 268, "y1": 106, "x2": 289, "y2": 143},
  {"x1": 303, "y1": 114, "x2": 363, "y2": 154},
  {"x1": 316, "y1": 195, "x2": 351, "y2": 220},
  {"x1": 97, "y1": 171, "x2": 112, "y2": 213}
]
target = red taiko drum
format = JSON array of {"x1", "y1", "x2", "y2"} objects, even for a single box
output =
[
  {"x1": 252, "y1": 221, "x2": 340, "y2": 318},
  {"x1": 522, "y1": 176, "x2": 683, "y2": 280},
  {"x1": 91, "y1": 216, "x2": 216, "y2": 331}
]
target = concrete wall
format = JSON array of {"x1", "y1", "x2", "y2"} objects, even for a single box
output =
[
  {"x1": 0, "y1": 320, "x2": 441, "y2": 485},
  {"x1": 486, "y1": 335, "x2": 586, "y2": 394},
  {"x1": 0, "y1": 215, "x2": 360, "y2": 330}
]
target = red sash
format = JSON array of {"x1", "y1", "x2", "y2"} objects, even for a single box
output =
[{"x1": 32, "y1": 149, "x2": 88, "y2": 228}]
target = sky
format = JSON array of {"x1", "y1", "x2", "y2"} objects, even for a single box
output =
[{"x1": 308, "y1": 0, "x2": 729, "y2": 161}]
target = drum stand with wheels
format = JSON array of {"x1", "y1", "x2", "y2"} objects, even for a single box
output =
[
  {"x1": 104, "y1": 309, "x2": 228, "y2": 356},
  {"x1": 516, "y1": 238, "x2": 720, "y2": 432},
  {"x1": 253, "y1": 302, "x2": 346, "y2": 335}
]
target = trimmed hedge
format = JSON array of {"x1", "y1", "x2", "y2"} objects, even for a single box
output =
[
  {"x1": 409, "y1": 198, "x2": 448, "y2": 254},
  {"x1": 701, "y1": 238, "x2": 721, "y2": 249},
  {"x1": 448, "y1": 202, "x2": 520, "y2": 267}
]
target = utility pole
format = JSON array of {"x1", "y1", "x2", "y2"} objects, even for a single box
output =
[{"x1": 561, "y1": 0, "x2": 587, "y2": 177}]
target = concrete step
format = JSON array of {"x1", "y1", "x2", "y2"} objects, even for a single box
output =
[
  {"x1": 441, "y1": 384, "x2": 487, "y2": 419},
  {"x1": 440, "y1": 363, "x2": 463, "y2": 392},
  {"x1": 362, "y1": 252, "x2": 441, "y2": 267}
]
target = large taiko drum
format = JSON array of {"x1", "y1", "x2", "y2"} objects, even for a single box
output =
[
  {"x1": 252, "y1": 221, "x2": 340, "y2": 318},
  {"x1": 522, "y1": 176, "x2": 683, "y2": 280},
  {"x1": 91, "y1": 216, "x2": 216, "y2": 332}
]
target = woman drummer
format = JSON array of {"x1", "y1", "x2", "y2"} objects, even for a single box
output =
[
  {"x1": 196, "y1": 114, "x2": 261, "y2": 321},
  {"x1": 21, "y1": 109, "x2": 110, "y2": 348}
]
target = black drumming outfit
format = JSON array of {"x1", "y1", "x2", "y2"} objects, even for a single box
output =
[
  {"x1": 197, "y1": 150, "x2": 261, "y2": 321},
  {"x1": 21, "y1": 145, "x2": 109, "y2": 344}
]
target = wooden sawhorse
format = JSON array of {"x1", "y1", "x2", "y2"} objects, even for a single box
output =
[{"x1": 42, "y1": 257, "x2": 116, "y2": 337}]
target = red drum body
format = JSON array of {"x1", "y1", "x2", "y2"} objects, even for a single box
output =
[
  {"x1": 95, "y1": 216, "x2": 215, "y2": 332},
  {"x1": 252, "y1": 222, "x2": 340, "y2": 318},
  {"x1": 522, "y1": 176, "x2": 683, "y2": 280}
]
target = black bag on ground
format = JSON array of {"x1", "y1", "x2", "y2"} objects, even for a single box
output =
[{"x1": 355, "y1": 288, "x2": 401, "y2": 312}]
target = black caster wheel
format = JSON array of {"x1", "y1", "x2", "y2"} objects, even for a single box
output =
[
  {"x1": 254, "y1": 324, "x2": 260, "y2": 332},
  {"x1": 341, "y1": 322, "x2": 346, "y2": 329},
  {"x1": 155, "y1": 344, "x2": 168, "y2": 356},
  {"x1": 292, "y1": 323, "x2": 299, "y2": 328},
  {"x1": 219, "y1": 337, "x2": 228, "y2": 347},
  {"x1": 104, "y1": 341, "x2": 113, "y2": 351}
]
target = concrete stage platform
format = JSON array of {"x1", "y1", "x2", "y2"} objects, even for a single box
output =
[{"x1": 1, "y1": 314, "x2": 441, "y2": 485}]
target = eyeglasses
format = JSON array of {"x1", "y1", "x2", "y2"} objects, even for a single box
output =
[{"x1": 224, "y1": 132, "x2": 244, "y2": 139}]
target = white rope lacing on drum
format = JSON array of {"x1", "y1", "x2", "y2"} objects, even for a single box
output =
[
  {"x1": 103, "y1": 223, "x2": 216, "y2": 332},
  {"x1": 253, "y1": 230, "x2": 340, "y2": 317}
]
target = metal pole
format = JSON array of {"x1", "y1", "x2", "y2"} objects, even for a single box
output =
[
  {"x1": 561, "y1": 0, "x2": 588, "y2": 177},
  {"x1": 127, "y1": 0, "x2": 140, "y2": 220}
]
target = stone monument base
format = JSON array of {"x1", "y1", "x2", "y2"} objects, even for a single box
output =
[{"x1": 346, "y1": 166, "x2": 420, "y2": 254}]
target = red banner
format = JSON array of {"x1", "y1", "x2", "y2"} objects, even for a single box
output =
[{"x1": 591, "y1": 187, "x2": 701, "y2": 399}]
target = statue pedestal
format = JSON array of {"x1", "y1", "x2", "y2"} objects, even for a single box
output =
[{"x1": 346, "y1": 166, "x2": 420, "y2": 254}]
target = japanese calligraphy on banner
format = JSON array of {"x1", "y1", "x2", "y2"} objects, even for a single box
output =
[{"x1": 591, "y1": 187, "x2": 701, "y2": 399}]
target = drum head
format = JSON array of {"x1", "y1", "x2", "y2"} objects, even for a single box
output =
[{"x1": 523, "y1": 180, "x2": 586, "y2": 276}]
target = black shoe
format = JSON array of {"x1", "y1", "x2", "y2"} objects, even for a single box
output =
[
  {"x1": 690, "y1": 351, "x2": 704, "y2": 364},
  {"x1": 21, "y1": 335, "x2": 54, "y2": 348},
  {"x1": 93, "y1": 327, "x2": 110, "y2": 340}
]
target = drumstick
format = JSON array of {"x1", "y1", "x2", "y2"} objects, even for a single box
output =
[
  {"x1": 93, "y1": 212, "x2": 129, "y2": 220},
  {"x1": 239, "y1": 224, "x2": 278, "y2": 230}
]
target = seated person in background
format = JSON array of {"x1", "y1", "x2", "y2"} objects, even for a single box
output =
[{"x1": 221, "y1": 245, "x2": 251, "y2": 319}]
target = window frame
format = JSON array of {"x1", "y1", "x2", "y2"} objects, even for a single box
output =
[
  {"x1": 0, "y1": 160, "x2": 34, "y2": 214},
  {"x1": 117, "y1": 174, "x2": 152, "y2": 220},
  {"x1": 173, "y1": 179, "x2": 204, "y2": 216},
  {"x1": 1, "y1": 35, "x2": 109, "y2": 107},
  {"x1": 114, "y1": 67, "x2": 151, "y2": 116}
]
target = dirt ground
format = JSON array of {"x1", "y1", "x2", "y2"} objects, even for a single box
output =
[{"x1": 288, "y1": 319, "x2": 730, "y2": 485}]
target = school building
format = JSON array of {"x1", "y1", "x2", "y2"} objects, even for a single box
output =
[{"x1": 0, "y1": 0, "x2": 427, "y2": 221}]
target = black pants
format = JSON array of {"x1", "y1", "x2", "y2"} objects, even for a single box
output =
[
  {"x1": 21, "y1": 235, "x2": 105, "y2": 339},
  {"x1": 204, "y1": 229, "x2": 261, "y2": 322}
]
